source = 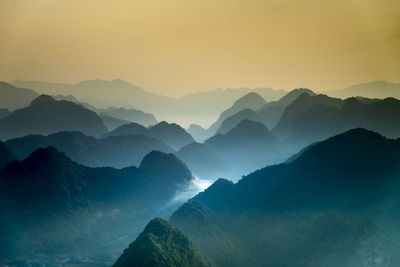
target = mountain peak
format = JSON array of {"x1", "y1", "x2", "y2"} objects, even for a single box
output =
[
  {"x1": 232, "y1": 92, "x2": 266, "y2": 110},
  {"x1": 113, "y1": 217, "x2": 209, "y2": 267},
  {"x1": 228, "y1": 119, "x2": 273, "y2": 138},
  {"x1": 30, "y1": 94, "x2": 55, "y2": 106},
  {"x1": 23, "y1": 146, "x2": 72, "y2": 167},
  {"x1": 139, "y1": 151, "x2": 192, "y2": 182}
]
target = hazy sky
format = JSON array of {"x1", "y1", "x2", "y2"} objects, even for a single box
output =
[{"x1": 1, "y1": 0, "x2": 399, "y2": 96}]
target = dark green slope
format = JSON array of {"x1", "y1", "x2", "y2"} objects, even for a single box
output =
[
  {"x1": 0, "y1": 141, "x2": 17, "y2": 169},
  {"x1": 171, "y1": 128, "x2": 400, "y2": 267},
  {"x1": 0, "y1": 147, "x2": 193, "y2": 260},
  {"x1": 113, "y1": 218, "x2": 209, "y2": 267}
]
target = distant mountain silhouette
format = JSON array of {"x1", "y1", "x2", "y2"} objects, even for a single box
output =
[
  {"x1": 216, "y1": 109, "x2": 260, "y2": 134},
  {"x1": 257, "y1": 88, "x2": 315, "y2": 129},
  {"x1": 272, "y1": 93, "x2": 342, "y2": 140},
  {"x1": 170, "y1": 128, "x2": 400, "y2": 266},
  {"x1": 205, "y1": 120, "x2": 282, "y2": 179},
  {"x1": 0, "y1": 82, "x2": 38, "y2": 110},
  {"x1": 0, "y1": 109, "x2": 10, "y2": 120},
  {"x1": 11, "y1": 79, "x2": 285, "y2": 126},
  {"x1": 0, "y1": 141, "x2": 17, "y2": 169},
  {"x1": 6, "y1": 131, "x2": 174, "y2": 168},
  {"x1": 147, "y1": 121, "x2": 195, "y2": 150},
  {"x1": 0, "y1": 147, "x2": 193, "y2": 259},
  {"x1": 187, "y1": 124, "x2": 209, "y2": 142},
  {"x1": 197, "y1": 89, "x2": 315, "y2": 142},
  {"x1": 100, "y1": 114, "x2": 132, "y2": 131},
  {"x1": 99, "y1": 107, "x2": 157, "y2": 127},
  {"x1": 0, "y1": 95, "x2": 107, "y2": 140},
  {"x1": 205, "y1": 92, "x2": 267, "y2": 137},
  {"x1": 52, "y1": 94, "x2": 157, "y2": 130},
  {"x1": 176, "y1": 142, "x2": 227, "y2": 180},
  {"x1": 113, "y1": 218, "x2": 209, "y2": 267},
  {"x1": 272, "y1": 93, "x2": 400, "y2": 148},
  {"x1": 104, "y1": 122, "x2": 148, "y2": 138},
  {"x1": 325, "y1": 80, "x2": 400, "y2": 99}
]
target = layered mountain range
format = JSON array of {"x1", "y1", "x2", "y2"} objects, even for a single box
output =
[{"x1": 0, "y1": 145, "x2": 195, "y2": 261}]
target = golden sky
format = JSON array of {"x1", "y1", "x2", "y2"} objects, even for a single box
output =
[{"x1": 1, "y1": 0, "x2": 399, "y2": 96}]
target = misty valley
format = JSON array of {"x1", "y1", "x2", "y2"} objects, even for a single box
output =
[{"x1": 0, "y1": 80, "x2": 400, "y2": 266}]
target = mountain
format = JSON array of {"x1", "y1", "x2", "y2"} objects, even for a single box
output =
[
  {"x1": 272, "y1": 94, "x2": 400, "y2": 148},
  {"x1": 187, "y1": 124, "x2": 209, "y2": 142},
  {"x1": 0, "y1": 109, "x2": 10, "y2": 120},
  {"x1": 104, "y1": 122, "x2": 148, "y2": 138},
  {"x1": 201, "y1": 89, "x2": 315, "y2": 142},
  {"x1": 325, "y1": 80, "x2": 400, "y2": 99},
  {"x1": 11, "y1": 79, "x2": 168, "y2": 110},
  {"x1": 101, "y1": 114, "x2": 132, "y2": 131},
  {"x1": 113, "y1": 218, "x2": 209, "y2": 267},
  {"x1": 216, "y1": 109, "x2": 260, "y2": 134},
  {"x1": 257, "y1": 88, "x2": 315, "y2": 129},
  {"x1": 0, "y1": 95, "x2": 108, "y2": 140},
  {"x1": 105, "y1": 121, "x2": 195, "y2": 150},
  {"x1": 272, "y1": 93, "x2": 342, "y2": 141},
  {"x1": 147, "y1": 121, "x2": 195, "y2": 150},
  {"x1": 5, "y1": 131, "x2": 174, "y2": 168},
  {"x1": 0, "y1": 82, "x2": 38, "y2": 110},
  {"x1": 170, "y1": 128, "x2": 400, "y2": 266},
  {"x1": 0, "y1": 141, "x2": 18, "y2": 169},
  {"x1": 11, "y1": 79, "x2": 286, "y2": 126},
  {"x1": 205, "y1": 120, "x2": 282, "y2": 180},
  {"x1": 205, "y1": 92, "x2": 267, "y2": 137},
  {"x1": 0, "y1": 147, "x2": 194, "y2": 261},
  {"x1": 176, "y1": 142, "x2": 227, "y2": 180},
  {"x1": 99, "y1": 107, "x2": 157, "y2": 127},
  {"x1": 52, "y1": 94, "x2": 157, "y2": 130}
]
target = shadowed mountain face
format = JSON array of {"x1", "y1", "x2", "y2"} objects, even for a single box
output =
[
  {"x1": 170, "y1": 129, "x2": 400, "y2": 266},
  {"x1": 0, "y1": 141, "x2": 18, "y2": 169},
  {"x1": 205, "y1": 120, "x2": 282, "y2": 180},
  {"x1": 0, "y1": 82, "x2": 38, "y2": 110},
  {"x1": 5, "y1": 131, "x2": 174, "y2": 168},
  {"x1": 272, "y1": 94, "x2": 400, "y2": 148},
  {"x1": 0, "y1": 95, "x2": 108, "y2": 140},
  {"x1": 0, "y1": 109, "x2": 10, "y2": 120},
  {"x1": 0, "y1": 147, "x2": 194, "y2": 260},
  {"x1": 113, "y1": 218, "x2": 209, "y2": 267}
]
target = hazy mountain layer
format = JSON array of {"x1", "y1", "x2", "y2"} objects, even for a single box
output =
[
  {"x1": 6, "y1": 131, "x2": 174, "y2": 168},
  {"x1": 11, "y1": 79, "x2": 285, "y2": 126},
  {"x1": 325, "y1": 80, "x2": 400, "y2": 99},
  {"x1": 0, "y1": 95, "x2": 107, "y2": 140},
  {"x1": 205, "y1": 120, "x2": 282, "y2": 180},
  {"x1": 0, "y1": 82, "x2": 38, "y2": 111}
]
